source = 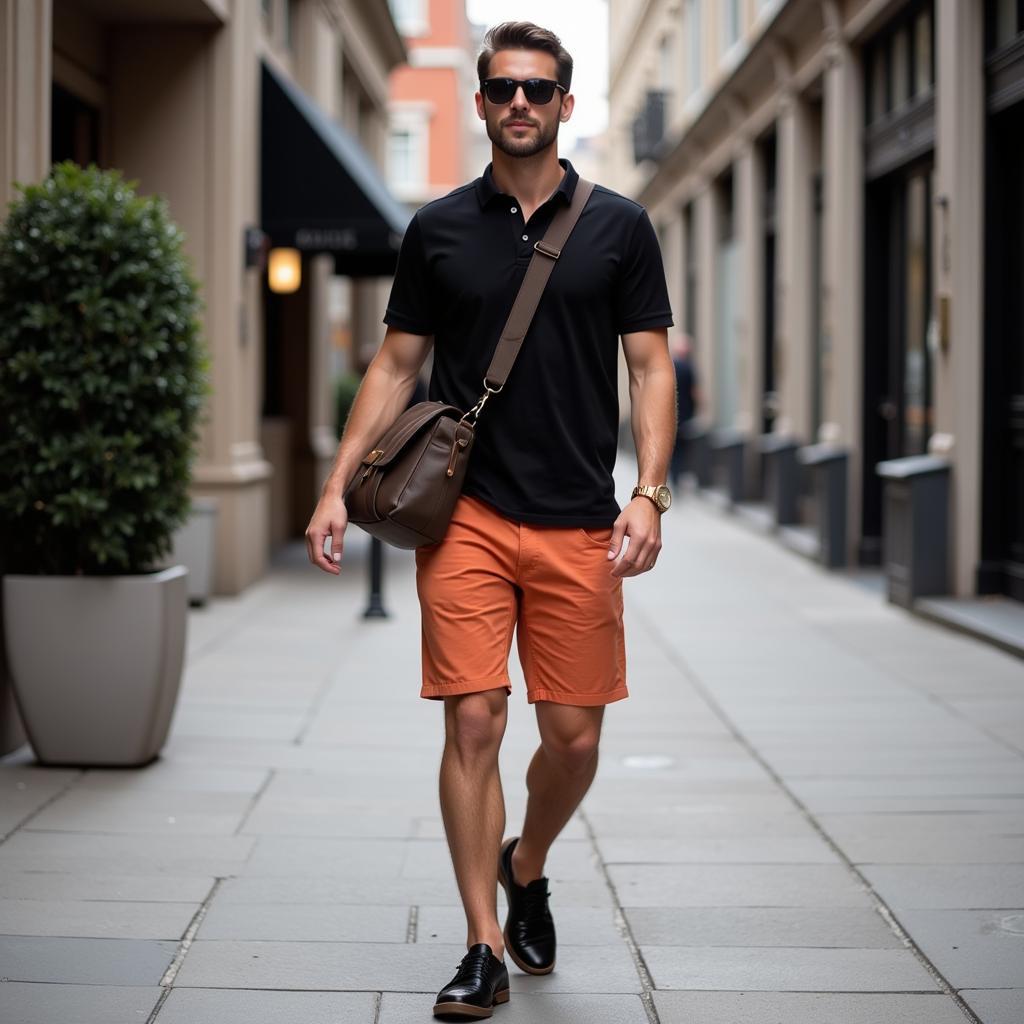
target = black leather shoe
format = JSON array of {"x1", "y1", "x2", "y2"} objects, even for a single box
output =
[
  {"x1": 498, "y1": 836, "x2": 556, "y2": 974},
  {"x1": 432, "y1": 942, "x2": 510, "y2": 1019}
]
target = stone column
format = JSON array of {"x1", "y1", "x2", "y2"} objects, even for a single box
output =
[
  {"x1": 734, "y1": 136, "x2": 763, "y2": 437},
  {"x1": 934, "y1": 0, "x2": 984, "y2": 596},
  {"x1": 775, "y1": 85, "x2": 813, "y2": 442},
  {"x1": 821, "y1": 5, "x2": 865, "y2": 565},
  {"x1": 695, "y1": 180, "x2": 718, "y2": 428},
  {"x1": 0, "y1": 0, "x2": 51, "y2": 205},
  {"x1": 188, "y1": 1, "x2": 272, "y2": 593}
]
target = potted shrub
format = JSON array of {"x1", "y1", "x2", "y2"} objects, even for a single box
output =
[{"x1": 0, "y1": 161, "x2": 210, "y2": 767}]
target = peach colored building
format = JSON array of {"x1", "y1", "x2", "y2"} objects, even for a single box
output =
[{"x1": 386, "y1": 0, "x2": 480, "y2": 205}]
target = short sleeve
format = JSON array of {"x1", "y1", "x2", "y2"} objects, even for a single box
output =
[
  {"x1": 613, "y1": 208, "x2": 674, "y2": 335},
  {"x1": 382, "y1": 211, "x2": 435, "y2": 335}
]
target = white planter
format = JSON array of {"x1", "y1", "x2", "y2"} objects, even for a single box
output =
[
  {"x1": 2, "y1": 566, "x2": 188, "y2": 767},
  {"x1": 169, "y1": 497, "x2": 219, "y2": 604}
]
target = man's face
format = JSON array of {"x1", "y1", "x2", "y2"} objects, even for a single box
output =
[{"x1": 476, "y1": 48, "x2": 574, "y2": 159}]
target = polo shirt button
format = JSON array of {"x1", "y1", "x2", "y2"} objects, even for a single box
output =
[
  {"x1": 510, "y1": 206, "x2": 517, "y2": 213},
  {"x1": 522, "y1": 234, "x2": 528, "y2": 241}
]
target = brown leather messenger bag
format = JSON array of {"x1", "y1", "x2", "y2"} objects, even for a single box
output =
[{"x1": 343, "y1": 176, "x2": 596, "y2": 549}]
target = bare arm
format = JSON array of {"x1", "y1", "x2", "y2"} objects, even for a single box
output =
[
  {"x1": 607, "y1": 326, "x2": 676, "y2": 578},
  {"x1": 305, "y1": 325, "x2": 433, "y2": 574}
]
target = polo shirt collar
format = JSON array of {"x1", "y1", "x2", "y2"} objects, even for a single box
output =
[{"x1": 475, "y1": 157, "x2": 578, "y2": 209}]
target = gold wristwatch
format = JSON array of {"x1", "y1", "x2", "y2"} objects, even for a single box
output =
[{"x1": 631, "y1": 483, "x2": 672, "y2": 513}]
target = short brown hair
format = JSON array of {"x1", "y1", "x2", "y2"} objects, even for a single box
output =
[{"x1": 477, "y1": 21, "x2": 573, "y2": 93}]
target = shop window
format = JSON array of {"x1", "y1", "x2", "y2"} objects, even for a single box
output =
[{"x1": 865, "y1": 1, "x2": 935, "y2": 128}]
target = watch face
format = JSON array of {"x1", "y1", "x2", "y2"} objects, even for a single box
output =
[{"x1": 656, "y1": 485, "x2": 672, "y2": 511}]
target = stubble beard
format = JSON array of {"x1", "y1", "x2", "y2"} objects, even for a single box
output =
[{"x1": 486, "y1": 107, "x2": 561, "y2": 158}]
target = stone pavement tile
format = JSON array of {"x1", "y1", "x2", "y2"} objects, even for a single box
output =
[
  {"x1": 785, "y1": 795, "x2": 1024, "y2": 813},
  {"x1": 596, "y1": 835, "x2": 840, "y2": 864},
  {"x1": 0, "y1": 766, "x2": 80, "y2": 838},
  {"x1": 241, "y1": 806, "x2": 418, "y2": 839},
  {"x1": 27, "y1": 790, "x2": 253, "y2": 835},
  {"x1": 156, "y1": 987, "x2": 378, "y2": 1023},
  {"x1": 817, "y1": 811, "x2": 1024, "y2": 838},
  {"x1": 0, "y1": 898, "x2": 197, "y2": 939},
  {"x1": 239, "y1": 837, "x2": 413, "y2": 878},
  {"x1": 959, "y1": 988, "x2": 1024, "y2": 1024},
  {"x1": 0, "y1": 831, "x2": 255, "y2": 876},
  {"x1": 787, "y1": 774, "x2": 1024, "y2": 801},
  {"x1": 768, "y1": 754, "x2": 1024, "y2": 777},
  {"x1": 0, "y1": 871, "x2": 214, "y2": 903},
  {"x1": 73, "y1": 764, "x2": 271, "y2": 793},
  {"x1": 379, "y1": 991, "x2": 649, "y2": 1023},
  {"x1": 641, "y1": 944, "x2": 939, "y2": 991},
  {"x1": 895, "y1": 909, "x2": 1024, "y2": 988},
  {"x1": 0, "y1": 983, "x2": 162, "y2": 1024},
  {"x1": 624, "y1": 906, "x2": 900, "y2": 947},
  {"x1": 416, "y1": 905, "x2": 622, "y2": 946},
  {"x1": 0, "y1": 935, "x2": 177, "y2": 984},
  {"x1": 173, "y1": 941, "x2": 641, "y2": 993},
  {"x1": 652, "y1": 990, "x2": 970, "y2": 1024},
  {"x1": 217, "y1": 875, "x2": 462, "y2": 906},
  {"x1": 608, "y1": 863, "x2": 869, "y2": 908},
  {"x1": 169, "y1": 707, "x2": 308, "y2": 741},
  {"x1": 840, "y1": 834, "x2": 1024, "y2": 864},
  {"x1": 196, "y1": 901, "x2": 410, "y2": 942},
  {"x1": 583, "y1": 810, "x2": 816, "y2": 839},
  {"x1": 582, "y1": 791, "x2": 798, "y2": 816},
  {"x1": 862, "y1": 864, "x2": 1024, "y2": 909}
]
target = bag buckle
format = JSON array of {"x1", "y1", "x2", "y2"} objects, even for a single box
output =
[
  {"x1": 460, "y1": 378, "x2": 504, "y2": 425},
  {"x1": 533, "y1": 240, "x2": 560, "y2": 259}
]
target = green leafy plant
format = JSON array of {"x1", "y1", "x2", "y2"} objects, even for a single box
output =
[
  {"x1": 334, "y1": 370, "x2": 363, "y2": 439},
  {"x1": 0, "y1": 161, "x2": 211, "y2": 575}
]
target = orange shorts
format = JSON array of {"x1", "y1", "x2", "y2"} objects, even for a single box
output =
[{"x1": 414, "y1": 493, "x2": 628, "y2": 706}]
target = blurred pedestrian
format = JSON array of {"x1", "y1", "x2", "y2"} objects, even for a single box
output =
[
  {"x1": 305, "y1": 20, "x2": 675, "y2": 1020},
  {"x1": 670, "y1": 331, "x2": 700, "y2": 492}
]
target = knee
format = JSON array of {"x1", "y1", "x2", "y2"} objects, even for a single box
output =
[
  {"x1": 543, "y1": 729, "x2": 600, "y2": 775},
  {"x1": 444, "y1": 691, "x2": 506, "y2": 764}
]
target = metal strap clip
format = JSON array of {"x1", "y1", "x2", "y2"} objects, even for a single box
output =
[{"x1": 533, "y1": 240, "x2": 560, "y2": 259}]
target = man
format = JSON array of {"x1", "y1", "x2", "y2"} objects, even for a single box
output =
[{"x1": 305, "y1": 21, "x2": 676, "y2": 1020}]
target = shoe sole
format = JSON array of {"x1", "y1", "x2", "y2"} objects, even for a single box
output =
[
  {"x1": 432, "y1": 988, "x2": 510, "y2": 1018},
  {"x1": 498, "y1": 836, "x2": 556, "y2": 976}
]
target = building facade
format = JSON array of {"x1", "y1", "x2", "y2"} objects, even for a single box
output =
[
  {"x1": 386, "y1": 0, "x2": 480, "y2": 205},
  {"x1": 609, "y1": 0, "x2": 1023, "y2": 609},
  {"x1": 2, "y1": 0, "x2": 408, "y2": 594}
]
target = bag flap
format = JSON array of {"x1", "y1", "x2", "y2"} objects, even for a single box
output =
[{"x1": 361, "y1": 401, "x2": 463, "y2": 470}]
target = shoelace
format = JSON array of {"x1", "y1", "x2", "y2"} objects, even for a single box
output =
[
  {"x1": 453, "y1": 948, "x2": 493, "y2": 982},
  {"x1": 513, "y1": 883, "x2": 552, "y2": 941}
]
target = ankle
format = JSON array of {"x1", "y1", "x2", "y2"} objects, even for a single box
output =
[
  {"x1": 469, "y1": 934, "x2": 505, "y2": 960},
  {"x1": 510, "y1": 840, "x2": 545, "y2": 885}
]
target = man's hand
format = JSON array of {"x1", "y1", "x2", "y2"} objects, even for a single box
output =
[
  {"x1": 607, "y1": 497, "x2": 662, "y2": 578},
  {"x1": 305, "y1": 494, "x2": 349, "y2": 575}
]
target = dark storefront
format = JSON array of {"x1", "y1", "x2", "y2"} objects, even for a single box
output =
[
  {"x1": 860, "y1": 1, "x2": 936, "y2": 565},
  {"x1": 979, "y1": 0, "x2": 1024, "y2": 601}
]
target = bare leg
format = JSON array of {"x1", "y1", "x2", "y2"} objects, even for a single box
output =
[
  {"x1": 511, "y1": 703, "x2": 605, "y2": 884},
  {"x1": 439, "y1": 687, "x2": 510, "y2": 956}
]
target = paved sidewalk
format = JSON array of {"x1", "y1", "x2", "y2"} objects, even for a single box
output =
[{"x1": 2, "y1": 460, "x2": 1023, "y2": 1024}]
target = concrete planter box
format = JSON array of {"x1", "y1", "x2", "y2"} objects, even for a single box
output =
[
  {"x1": 2, "y1": 566, "x2": 188, "y2": 767},
  {"x1": 168, "y1": 497, "x2": 219, "y2": 605}
]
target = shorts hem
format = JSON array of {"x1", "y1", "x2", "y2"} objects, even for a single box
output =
[
  {"x1": 526, "y1": 686, "x2": 629, "y2": 706},
  {"x1": 421, "y1": 674, "x2": 513, "y2": 701}
]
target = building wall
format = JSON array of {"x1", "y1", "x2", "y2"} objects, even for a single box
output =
[
  {"x1": 608, "y1": 0, "x2": 999, "y2": 599},
  {"x1": 1, "y1": 0, "x2": 405, "y2": 594}
]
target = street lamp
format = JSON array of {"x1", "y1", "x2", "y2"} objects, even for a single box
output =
[{"x1": 268, "y1": 247, "x2": 301, "y2": 293}]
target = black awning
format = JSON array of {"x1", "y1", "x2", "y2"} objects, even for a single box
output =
[{"x1": 260, "y1": 60, "x2": 411, "y2": 277}]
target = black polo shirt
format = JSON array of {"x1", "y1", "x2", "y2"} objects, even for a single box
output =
[{"x1": 382, "y1": 157, "x2": 673, "y2": 527}]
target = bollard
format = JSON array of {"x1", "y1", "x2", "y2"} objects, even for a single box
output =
[
  {"x1": 758, "y1": 433, "x2": 801, "y2": 526},
  {"x1": 363, "y1": 537, "x2": 389, "y2": 619},
  {"x1": 797, "y1": 443, "x2": 849, "y2": 569}
]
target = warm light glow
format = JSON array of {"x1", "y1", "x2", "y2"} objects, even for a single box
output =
[{"x1": 268, "y1": 247, "x2": 301, "y2": 293}]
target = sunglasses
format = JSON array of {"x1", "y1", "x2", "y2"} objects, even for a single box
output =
[{"x1": 480, "y1": 77, "x2": 567, "y2": 105}]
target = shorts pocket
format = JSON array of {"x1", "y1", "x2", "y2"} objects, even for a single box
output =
[{"x1": 578, "y1": 526, "x2": 614, "y2": 548}]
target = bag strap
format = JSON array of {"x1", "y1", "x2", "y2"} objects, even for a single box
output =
[{"x1": 461, "y1": 176, "x2": 596, "y2": 424}]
